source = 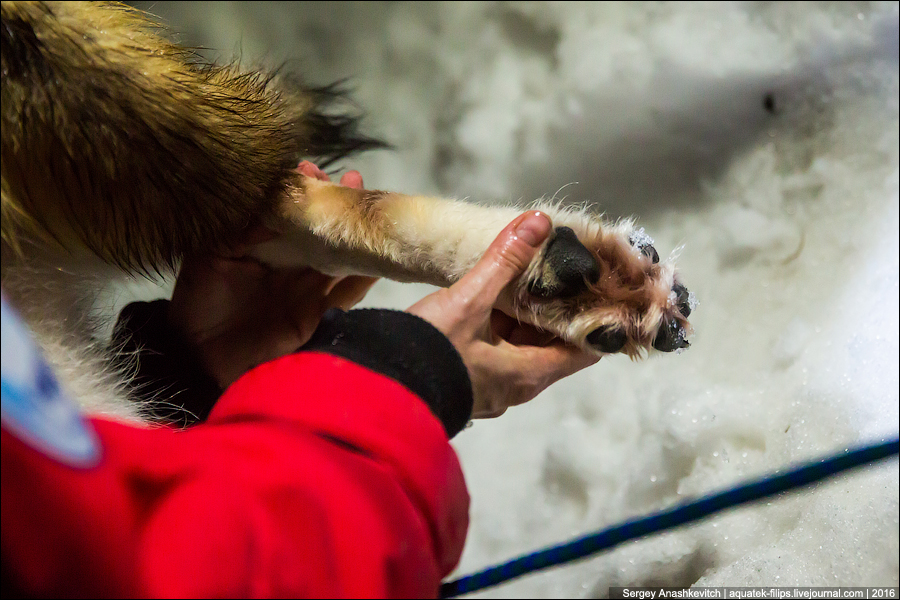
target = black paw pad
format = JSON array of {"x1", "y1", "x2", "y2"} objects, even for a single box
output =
[
  {"x1": 629, "y1": 229, "x2": 659, "y2": 264},
  {"x1": 672, "y1": 282, "x2": 692, "y2": 318},
  {"x1": 653, "y1": 317, "x2": 690, "y2": 352},
  {"x1": 587, "y1": 325, "x2": 627, "y2": 354},
  {"x1": 529, "y1": 227, "x2": 600, "y2": 298}
]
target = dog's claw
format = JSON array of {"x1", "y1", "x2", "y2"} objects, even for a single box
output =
[
  {"x1": 629, "y1": 228, "x2": 659, "y2": 264},
  {"x1": 672, "y1": 281, "x2": 693, "y2": 318}
]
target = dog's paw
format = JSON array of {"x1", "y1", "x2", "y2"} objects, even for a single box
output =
[{"x1": 517, "y1": 220, "x2": 695, "y2": 357}]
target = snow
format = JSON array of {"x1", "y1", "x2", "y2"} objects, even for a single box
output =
[{"x1": 131, "y1": 2, "x2": 900, "y2": 595}]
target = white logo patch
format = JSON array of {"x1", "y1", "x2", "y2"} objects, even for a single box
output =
[{"x1": 1, "y1": 295, "x2": 100, "y2": 467}]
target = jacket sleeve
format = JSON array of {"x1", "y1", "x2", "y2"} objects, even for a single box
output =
[
  {"x1": 110, "y1": 299, "x2": 222, "y2": 425},
  {"x1": 3, "y1": 301, "x2": 472, "y2": 598},
  {"x1": 110, "y1": 302, "x2": 474, "y2": 437}
]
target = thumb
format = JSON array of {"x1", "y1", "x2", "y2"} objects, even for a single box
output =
[{"x1": 454, "y1": 211, "x2": 552, "y2": 313}]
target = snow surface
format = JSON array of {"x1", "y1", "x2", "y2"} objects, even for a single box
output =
[{"x1": 129, "y1": 2, "x2": 899, "y2": 595}]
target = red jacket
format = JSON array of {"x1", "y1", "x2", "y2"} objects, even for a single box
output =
[{"x1": 2, "y1": 301, "x2": 473, "y2": 598}]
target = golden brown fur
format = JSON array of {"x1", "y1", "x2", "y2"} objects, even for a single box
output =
[
  {"x1": 1, "y1": 1, "x2": 692, "y2": 422},
  {"x1": 1, "y1": 1, "x2": 382, "y2": 272}
]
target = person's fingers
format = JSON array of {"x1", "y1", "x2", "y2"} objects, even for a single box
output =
[
  {"x1": 339, "y1": 170, "x2": 364, "y2": 189},
  {"x1": 489, "y1": 310, "x2": 552, "y2": 346},
  {"x1": 489, "y1": 310, "x2": 518, "y2": 340},
  {"x1": 284, "y1": 269, "x2": 336, "y2": 334},
  {"x1": 326, "y1": 275, "x2": 380, "y2": 310},
  {"x1": 506, "y1": 323, "x2": 557, "y2": 347},
  {"x1": 464, "y1": 341, "x2": 597, "y2": 419},
  {"x1": 282, "y1": 270, "x2": 377, "y2": 334},
  {"x1": 521, "y1": 342, "x2": 601, "y2": 385},
  {"x1": 297, "y1": 160, "x2": 330, "y2": 181},
  {"x1": 453, "y1": 211, "x2": 552, "y2": 314},
  {"x1": 299, "y1": 161, "x2": 363, "y2": 190},
  {"x1": 286, "y1": 268, "x2": 336, "y2": 299}
]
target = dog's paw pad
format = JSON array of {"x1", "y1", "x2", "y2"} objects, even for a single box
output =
[
  {"x1": 519, "y1": 219, "x2": 695, "y2": 358},
  {"x1": 586, "y1": 325, "x2": 628, "y2": 353},
  {"x1": 528, "y1": 226, "x2": 600, "y2": 298}
]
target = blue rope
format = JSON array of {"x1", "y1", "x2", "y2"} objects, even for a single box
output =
[{"x1": 440, "y1": 437, "x2": 899, "y2": 598}]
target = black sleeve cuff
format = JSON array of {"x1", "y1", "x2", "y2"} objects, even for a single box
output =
[
  {"x1": 301, "y1": 308, "x2": 474, "y2": 439},
  {"x1": 110, "y1": 299, "x2": 222, "y2": 426}
]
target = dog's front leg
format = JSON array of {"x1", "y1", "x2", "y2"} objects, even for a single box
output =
[
  {"x1": 250, "y1": 174, "x2": 695, "y2": 358},
  {"x1": 252, "y1": 175, "x2": 523, "y2": 287}
]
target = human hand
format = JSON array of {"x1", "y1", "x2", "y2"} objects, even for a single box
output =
[
  {"x1": 407, "y1": 212, "x2": 600, "y2": 418},
  {"x1": 168, "y1": 162, "x2": 378, "y2": 389}
]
